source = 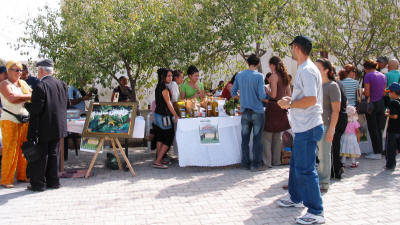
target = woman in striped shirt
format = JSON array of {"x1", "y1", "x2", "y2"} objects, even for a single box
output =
[{"x1": 339, "y1": 64, "x2": 359, "y2": 106}]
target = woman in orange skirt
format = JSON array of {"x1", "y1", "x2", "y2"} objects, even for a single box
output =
[{"x1": 0, "y1": 60, "x2": 31, "y2": 188}]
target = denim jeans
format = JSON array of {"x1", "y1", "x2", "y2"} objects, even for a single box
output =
[
  {"x1": 386, "y1": 133, "x2": 400, "y2": 168},
  {"x1": 289, "y1": 124, "x2": 324, "y2": 215},
  {"x1": 365, "y1": 99, "x2": 385, "y2": 154},
  {"x1": 317, "y1": 126, "x2": 332, "y2": 188},
  {"x1": 241, "y1": 109, "x2": 265, "y2": 169}
]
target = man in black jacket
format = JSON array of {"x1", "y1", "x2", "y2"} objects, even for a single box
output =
[{"x1": 25, "y1": 59, "x2": 68, "y2": 192}]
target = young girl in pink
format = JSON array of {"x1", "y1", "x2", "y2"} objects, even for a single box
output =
[{"x1": 340, "y1": 106, "x2": 361, "y2": 168}]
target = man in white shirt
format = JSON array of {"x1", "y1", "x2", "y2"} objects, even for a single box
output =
[{"x1": 277, "y1": 36, "x2": 325, "y2": 225}]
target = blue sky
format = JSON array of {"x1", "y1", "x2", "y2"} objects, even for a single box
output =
[{"x1": 0, "y1": 0, "x2": 59, "y2": 61}]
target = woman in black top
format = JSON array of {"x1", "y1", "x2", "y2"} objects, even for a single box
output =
[
  {"x1": 153, "y1": 68, "x2": 179, "y2": 169},
  {"x1": 111, "y1": 76, "x2": 133, "y2": 102}
]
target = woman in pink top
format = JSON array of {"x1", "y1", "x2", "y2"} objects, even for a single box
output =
[{"x1": 363, "y1": 59, "x2": 387, "y2": 159}]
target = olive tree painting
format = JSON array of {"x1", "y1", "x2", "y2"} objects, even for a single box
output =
[{"x1": 83, "y1": 102, "x2": 137, "y2": 138}]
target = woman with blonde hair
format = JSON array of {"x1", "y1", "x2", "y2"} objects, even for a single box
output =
[{"x1": 0, "y1": 60, "x2": 32, "y2": 188}]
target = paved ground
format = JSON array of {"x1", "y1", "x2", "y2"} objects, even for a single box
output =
[{"x1": 0, "y1": 147, "x2": 399, "y2": 225}]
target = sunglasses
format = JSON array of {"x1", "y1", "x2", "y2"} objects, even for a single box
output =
[{"x1": 9, "y1": 68, "x2": 23, "y2": 73}]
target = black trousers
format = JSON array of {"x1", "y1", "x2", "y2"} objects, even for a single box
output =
[
  {"x1": 386, "y1": 133, "x2": 400, "y2": 168},
  {"x1": 29, "y1": 139, "x2": 60, "y2": 188},
  {"x1": 366, "y1": 99, "x2": 385, "y2": 154},
  {"x1": 331, "y1": 113, "x2": 347, "y2": 178}
]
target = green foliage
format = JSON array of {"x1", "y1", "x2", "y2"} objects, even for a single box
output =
[
  {"x1": 224, "y1": 98, "x2": 240, "y2": 115},
  {"x1": 18, "y1": 0, "x2": 399, "y2": 98},
  {"x1": 21, "y1": 0, "x2": 207, "y2": 100},
  {"x1": 303, "y1": 0, "x2": 400, "y2": 67},
  {"x1": 194, "y1": 0, "x2": 304, "y2": 72}
]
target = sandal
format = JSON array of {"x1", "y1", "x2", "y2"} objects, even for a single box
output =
[
  {"x1": 161, "y1": 160, "x2": 172, "y2": 165},
  {"x1": 1, "y1": 184, "x2": 15, "y2": 188},
  {"x1": 152, "y1": 163, "x2": 168, "y2": 169}
]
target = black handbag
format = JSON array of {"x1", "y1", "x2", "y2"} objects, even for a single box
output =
[
  {"x1": 357, "y1": 97, "x2": 374, "y2": 114},
  {"x1": 2, "y1": 108, "x2": 29, "y2": 123},
  {"x1": 21, "y1": 136, "x2": 41, "y2": 162}
]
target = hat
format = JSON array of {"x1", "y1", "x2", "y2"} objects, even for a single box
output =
[
  {"x1": 386, "y1": 82, "x2": 400, "y2": 94},
  {"x1": 0, "y1": 66, "x2": 6, "y2": 73},
  {"x1": 376, "y1": 56, "x2": 388, "y2": 64},
  {"x1": 36, "y1": 59, "x2": 54, "y2": 67}
]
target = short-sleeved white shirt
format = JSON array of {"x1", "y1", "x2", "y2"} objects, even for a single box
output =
[
  {"x1": 167, "y1": 81, "x2": 180, "y2": 103},
  {"x1": 289, "y1": 58, "x2": 323, "y2": 133}
]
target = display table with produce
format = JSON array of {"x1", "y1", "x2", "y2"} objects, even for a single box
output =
[{"x1": 176, "y1": 116, "x2": 249, "y2": 167}]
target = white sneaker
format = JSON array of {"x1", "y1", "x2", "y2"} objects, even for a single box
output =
[
  {"x1": 277, "y1": 197, "x2": 304, "y2": 208},
  {"x1": 296, "y1": 212, "x2": 325, "y2": 224}
]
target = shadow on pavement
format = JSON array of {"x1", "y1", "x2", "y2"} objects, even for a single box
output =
[{"x1": 0, "y1": 190, "x2": 33, "y2": 206}]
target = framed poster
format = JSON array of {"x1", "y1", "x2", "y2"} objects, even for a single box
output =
[
  {"x1": 199, "y1": 119, "x2": 220, "y2": 145},
  {"x1": 80, "y1": 137, "x2": 104, "y2": 153},
  {"x1": 83, "y1": 102, "x2": 137, "y2": 138}
]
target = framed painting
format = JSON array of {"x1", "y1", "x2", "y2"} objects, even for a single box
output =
[
  {"x1": 82, "y1": 102, "x2": 137, "y2": 138},
  {"x1": 80, "y1": 137, "x2": 104, "y2": 153}
]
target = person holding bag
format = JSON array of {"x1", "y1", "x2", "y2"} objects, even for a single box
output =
[
  {"x1": 0, "y1": 60, "x2": 31, "y2": 188},
  {"x1": 263, "y1": 56, "x2": 291, "y2": 168},
  {"x1": 25, "y1": 59, "x2": 68, "y2": 192},
  {"x1": 363, "y1": 59, "x2": 387, "y2": 160},
  {"x1": 153, "y1": 68, "x2": 179, "y2": 169}
]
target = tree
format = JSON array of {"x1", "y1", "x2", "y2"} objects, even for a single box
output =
[
  {"x1": 304, "y1": 0, "x2": 400, "y2": 68},
  {"x1": 20, "y1": 0, "x2": 208, "y2": 102},
  {"x1": 383, "y1": 1, "x2": 400, "y2": 61},
  {"x1": 194, "y1": 0, "x2": 303, "y2": 72}
]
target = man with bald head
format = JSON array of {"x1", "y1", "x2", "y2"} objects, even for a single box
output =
[{"x1": 386, "y1": 58, "x2": 400, "y2": 88}]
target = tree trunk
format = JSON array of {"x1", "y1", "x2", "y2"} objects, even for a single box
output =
[{"x1": 123, "y1": 60, "x2": 137, "y2": 102}]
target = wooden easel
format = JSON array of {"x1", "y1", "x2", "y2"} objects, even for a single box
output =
[{"x1": 85, "y1": 136, "x2": 135, "y2": 178}]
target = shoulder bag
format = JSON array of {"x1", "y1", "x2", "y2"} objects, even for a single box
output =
[
  {"x1": 357, "y1": 96, "x2": 374, "y2": 115},
  {"x1": 21, "y1": 133, "x2": 41, "y2": 162},
  {"x1": 2, "y1": 108, "x2": 29, "y2": 123}
]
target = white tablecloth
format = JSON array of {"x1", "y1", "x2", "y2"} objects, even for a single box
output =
[
  {"x1": 176, "y1": 116, "x2": 243, "y2": 167},
  {"x1": 67, "y1": 116, "x2": 146, "y2": 138}
]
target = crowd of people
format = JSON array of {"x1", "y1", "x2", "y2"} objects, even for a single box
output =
[
  {"x1": 0, "y1": 59, "x2": 129, "y2": 190},
  {"x1": 1, "y1": 34, "x2": 399, "y2": 224},
  {"x1": 148, "y1": 35, "x2": 400, "y2": 223},
  {"x1": 230, "y1": 36, "x2": 400, "y2": 224},
  {"x1": 0, "y1": 59, "x2": 67, "y2": 192}
]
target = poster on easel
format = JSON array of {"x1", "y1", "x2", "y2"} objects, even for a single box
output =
[
  {"x1": 83, "y1": 102, "x2": 137, "y2": 138},
  {"x1": 80, "y1": 137, "x2": 103, "y2": 153},
  {"x1": 81, "y1": 102, "x2": 137, "y2": 178},
  {"x1": 199, "y1": 119, "x2": 220, "y2": 145}
]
